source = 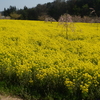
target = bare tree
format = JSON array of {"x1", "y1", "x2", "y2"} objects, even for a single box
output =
[
  {"x1": 45, "y1": 16, "x2": 57, "y2": 23},
  {"x1": 58, "y1": 13, "x2": 75, "y2": 39},
  {"x1": 58, "y1": 14, "x2": 73, "y2": 22}
]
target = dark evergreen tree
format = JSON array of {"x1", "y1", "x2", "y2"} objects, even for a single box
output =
[{"x1": 2, "y1": 0, "x2": 100, "y2": 20}]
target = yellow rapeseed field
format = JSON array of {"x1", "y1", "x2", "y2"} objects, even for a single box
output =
[{"x1": 0, "y1": 20, "x2": 100, "y2": 99}]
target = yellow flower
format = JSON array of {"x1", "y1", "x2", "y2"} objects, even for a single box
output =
[{"x1": 29, "y1": 79, "x2": 33, "y2": 83}]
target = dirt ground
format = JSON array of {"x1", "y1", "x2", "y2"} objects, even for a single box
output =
[{"x1": 0, "y1": 95, "x2": 23, "y2": 100}]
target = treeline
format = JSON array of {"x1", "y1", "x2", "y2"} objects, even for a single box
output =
[{"x1": 2, "y1": 0, "x2": 100, "y2": 20}]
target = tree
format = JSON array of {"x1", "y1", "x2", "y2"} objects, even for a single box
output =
[
  {"x1": 3, "y1": 6, "x2": 17, "y2": 16},
  {"x1": 2, "y1": 0, "x2": 100, "y2": 20},
  {"x1": 48, "y1": 1, "x2": 67, "y2": 20}
]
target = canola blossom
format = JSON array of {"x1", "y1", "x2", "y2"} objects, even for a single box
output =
[{"x1": 0, "y1": 20, "x2": 100, "y2": 99}]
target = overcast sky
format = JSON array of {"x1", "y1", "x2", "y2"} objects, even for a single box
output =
[{"x1": 0, "y1": 0, "x2": 54, "y2": 11}]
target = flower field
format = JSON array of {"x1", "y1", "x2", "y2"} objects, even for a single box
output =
[{"x1": 0, "y1": 20, "x2": 100, "y2": 100}]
